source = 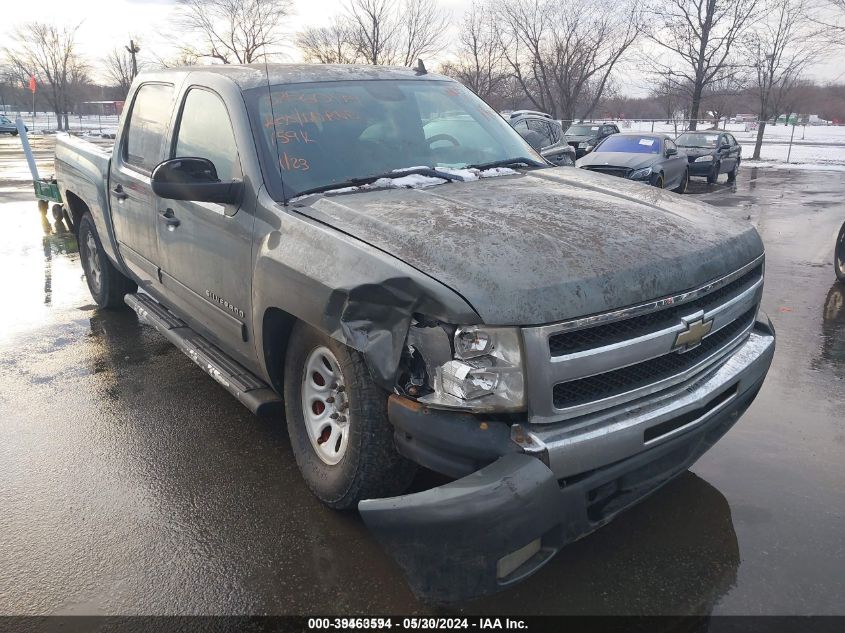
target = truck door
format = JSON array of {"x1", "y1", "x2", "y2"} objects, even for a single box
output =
[
  {"x1": 109, "y1": 82, "x2": 175, "y2": 286},
  {"x1": 155, "y1": 85, "x2": 256, "y2": 363}
]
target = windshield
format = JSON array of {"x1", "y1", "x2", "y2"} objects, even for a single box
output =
[
  {"x1": 0, "y1": 116, "x2": 11, "y2": 124},
  {"x1": 245, "y1": 80, "x2": 541, "y2": 200},
  {"x1": 594, "y1": 135, "x2": 661, "y2": 154},
  {"x1": 676, "y1": 133, "x2": 719, "y2": 148},
  {"x1": 565, "y1": 125, "x2": 600, "y2": 136}
]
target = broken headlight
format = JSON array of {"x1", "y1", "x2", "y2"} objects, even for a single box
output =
[{"x1": 427, "y1": 326, "x2": 526, "y2": 412}]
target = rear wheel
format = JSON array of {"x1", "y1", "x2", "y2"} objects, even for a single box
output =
[
  {"x1": 673, "y1": 169, "x2": 688, "y2": 193},
  {"x1": 78, "y1": 213, "x2": 137, "y2": 308},
  {"x1": 11, "y1": 129, "x2": 18, "y2": 136},
  {"x1": 283, "y1": 322, "x2": 417, "y2": 509},
  {"x1": 835, "y1": 220, "x2": 845, "y2": 283}
]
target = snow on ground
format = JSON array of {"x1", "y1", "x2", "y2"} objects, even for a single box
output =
[{"x1": 604, "y1": 120, "x2": 845, "y2": 170}]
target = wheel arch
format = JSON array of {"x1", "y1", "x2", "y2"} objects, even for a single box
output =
[
  {"x1": 63, "y1": 189, "x2": 90, "y2": 236},
  {"x1": 261, "y1": 306, "x2": 299, "y2": 396}
]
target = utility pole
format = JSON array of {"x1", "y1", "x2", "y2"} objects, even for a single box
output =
[{"x1": 126, "y1": 40, "x2": 140, "y2": 79}]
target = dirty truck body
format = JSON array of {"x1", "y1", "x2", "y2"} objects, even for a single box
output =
[{"x1": 55, "y1": 64, "x2": 775, "y2": 602}]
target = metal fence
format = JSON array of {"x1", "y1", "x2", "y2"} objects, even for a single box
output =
[{"x1": 1, "y1": 110, "x2": 120, "y2": 136}]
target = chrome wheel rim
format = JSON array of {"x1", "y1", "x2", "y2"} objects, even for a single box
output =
[
  {"x1": 301, "y1": 346, "x2": 349, "y2": 466},
  {"x1": 84, "y1": 231, "x2": 102, "y2": 295},
  {"x1": 836, "y1": 227, "x2": 845, "y2": 276}
]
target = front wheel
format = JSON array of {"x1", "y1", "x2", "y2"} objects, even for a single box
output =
[
  {"x1": 835, "y1": 220, "x2": 845, "y2": 283},
  {"x1": 707, "y1": 162, "x2": 720, "y2": 184},
  {"x1": 651, "y1": 172, "x2": 665, "y2": 189},
  {"x1": 283, "y1": 322, "x2": 417, "y2": 509},
  {"x1": 727, "y1": 158, "x2": 740, "y2": 183},
  {"x1": 78, "y1": 213, "x2": 137, "y2": 308}
]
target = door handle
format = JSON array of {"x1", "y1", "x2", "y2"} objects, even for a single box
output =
[
  {"x1": 111, "y1": 185, "x2": 128, "y2": 200},
  {"x1": 158, "y1": 208, "x2": 180, "y2": 228}
]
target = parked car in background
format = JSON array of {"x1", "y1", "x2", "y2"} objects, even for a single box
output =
[
  {"x1": 564, "y1": 122, "x2": 620, "y2": 158},
  {"x1": 509, "y1": 112, "x2": 576, "y2": 166},
  {"x1": 835, "y1": 220, "x2": 845, "y2": 283},
  {"x1": 577, "y1": 133, "x2": 689, "y2": 192},
  {"x1": 675, "y1": 131, "x2": 741, "y2": 184},
  {"x1": 0, "y1": 114, "x2": 26, "y2": 135}
]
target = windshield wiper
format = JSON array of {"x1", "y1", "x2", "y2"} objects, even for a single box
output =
[
  {"x1": 290, "y1": 166, "x2": 462, "y2": 200},
  {"x1": 465, "y1": 157, "x2": 545, "y2": 170}
]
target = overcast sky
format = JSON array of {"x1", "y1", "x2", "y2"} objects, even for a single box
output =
[{"x1": 4, "y1": 0, "x2": 842, "y2": 94}]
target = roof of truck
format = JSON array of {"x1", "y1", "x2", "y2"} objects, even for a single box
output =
[{"x1": 143, "y1": 63, "x2": 449, "y2": 90}]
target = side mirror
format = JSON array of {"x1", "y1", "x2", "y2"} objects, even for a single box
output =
[
  {"x1": 518, "y1": 128, "x2": 545, "y2": 152},
  {"x1": 666, "y1": 147, "x2": 678, "y2": 157},
  {"x1": 151, "y1": 157, "x2": 242, "y2": 204}
]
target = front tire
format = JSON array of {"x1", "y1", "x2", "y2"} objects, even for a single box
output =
[
  {"x1": 835, "y1": 221, "x2": 845, "y2": 283},
  {"x1": 707, "y1": 162, "x2": 720, "y2": 184},
  {"x1": 78, "y1": 213, "x2": 137, "y2": 308},
  {"x1": 283, "y1": 322, "x2": 416, "y2": 509},
  {"x1": 652, "y1": 172, "x2": 665, "y2": 189},
  {"x1": 727, "y1": 158, "x2": 740, "y2": 183}
]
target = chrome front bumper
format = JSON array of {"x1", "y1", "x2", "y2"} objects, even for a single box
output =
[{"x1": 521, "y1": 323, "x2": 775, "y2": 479}]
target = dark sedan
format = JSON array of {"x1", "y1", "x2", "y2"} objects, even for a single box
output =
[
  {"x1": 675, "y1": 131, "x2": 741, "y2": 183},
  {"x1": 0, "y1": 114, "x2": 25, "y2": 135},
  {"x1": 564, "y1": 122, "x2": 619, "y2": 158},
  {"x1": 576, "y1": 133, "x2": 689, "y2": 192}
]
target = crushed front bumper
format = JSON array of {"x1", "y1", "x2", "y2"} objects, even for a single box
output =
[{"x1": 360, "y1": 317, "x2": 775, "y2": 603}]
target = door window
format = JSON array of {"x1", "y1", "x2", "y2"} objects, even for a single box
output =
[
  {"x1": 665, "y1": 138, "x2": 678, "y2": 153},
  {"x1": 123, "y1": 83, "x2": 174, "y2": 173},
  {"x1": 527, "y1": 119, "x2": 552, "y2": 147},
  {"x1": 174, "y1": 88, "x2": 241, "y2": 181}
]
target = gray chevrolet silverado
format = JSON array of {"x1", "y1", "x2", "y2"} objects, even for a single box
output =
[{"x1": 55, "y1": 64, "x2": 775, "y2": 602}]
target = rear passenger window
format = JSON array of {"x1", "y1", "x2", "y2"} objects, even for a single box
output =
[
  {"x1": 123, "y1": 83, "x2": 174, "y2": 173},
  {"x1": 174, "y1": 88, "x2": 241, "y2": 181},
  {"x1": 527, "y1": 119, "x2": 552, "y2": 147}
]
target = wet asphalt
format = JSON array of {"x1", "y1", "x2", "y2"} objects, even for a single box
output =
[{"x1": 0, "y1": 136, "x2": 843, "y2": 616}]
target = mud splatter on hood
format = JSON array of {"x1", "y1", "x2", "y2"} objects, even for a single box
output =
[{"x1": 292, "y1": 167, "x2": 764, "y2": 325}]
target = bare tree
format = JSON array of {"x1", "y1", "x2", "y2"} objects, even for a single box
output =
[
  {"x1": 495, "y1": 0, "x2": 642, "y2": 121},
  {"x1": 295, "y1": 19, "x2": 358, "y2": 64},
  {"x1": 344, "y1": 0, "x2": 449, "y2": 66},
  {"x1": 648, "y1": 0, "x2": 760, "y2": 130},
  {"x1": 748, "y1": 0, "x2": 819, "y2": 158},
  {"x1": 177, "y1": 0, "x2": 293, "y2": 64},
  {"x1": 700, "y1": 75, "x2": 746, "y2": 126},
  {"x1": 104, "y1": 47, "x2": 140, "y2": 96},
  {"x1": 4, "y1": 22, "x2": 85, "y2": 131},
  {"x1": 439, "y1": 2, "x2": 507, "y2": 102},
  {"x1": 808, "y1": 0, "x2": 845, "y2": 46}
]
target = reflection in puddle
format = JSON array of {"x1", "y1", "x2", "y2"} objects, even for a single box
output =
[
  {"x1": 0, "y1": 198, "x2": 85, "y2": 343},
  {"x1": 817, "y1": 283, "x2": 845, "y2": 379},
  {"x1": 465, "y1": 473, "x2": 739, "y2": 615}
]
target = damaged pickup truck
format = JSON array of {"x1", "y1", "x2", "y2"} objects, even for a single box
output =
[{"x1": 55, "y1": 64, "x2": 775, "y2": 602}]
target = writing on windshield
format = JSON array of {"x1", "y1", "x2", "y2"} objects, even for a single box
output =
[{"x1": 246, "y1": 80, "x2": 535, "y2": 199}]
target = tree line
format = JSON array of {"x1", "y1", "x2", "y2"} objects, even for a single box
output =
[{"x1": 2, "y1": 0, "x2": 844, "y2": 144}]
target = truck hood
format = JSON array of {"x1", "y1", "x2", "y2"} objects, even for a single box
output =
[{"x1": 291, "y1": 168, "x2": 763, "y2": 325}]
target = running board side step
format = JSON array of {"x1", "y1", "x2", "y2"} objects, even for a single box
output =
[{"x1": 125, "y1": 293, "x2": 283, "y2": 417}]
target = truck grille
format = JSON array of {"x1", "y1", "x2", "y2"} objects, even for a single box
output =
[
  {"x1": 581, "y1": 166, "x2": 631, "y2": 178},
  {"x1": 552, "y1": 307, "x2": 755, "y2": 408},
  {"x1": 549, "y1": 263, "x2": 763, "y2": 356},
  {"x1": 521, "y1": 256, "x2": 765, "y2": 424}
]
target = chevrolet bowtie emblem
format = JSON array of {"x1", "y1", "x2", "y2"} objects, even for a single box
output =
[{"x1": 673, "y1": 317, "x2": 714, "y2": 351}]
